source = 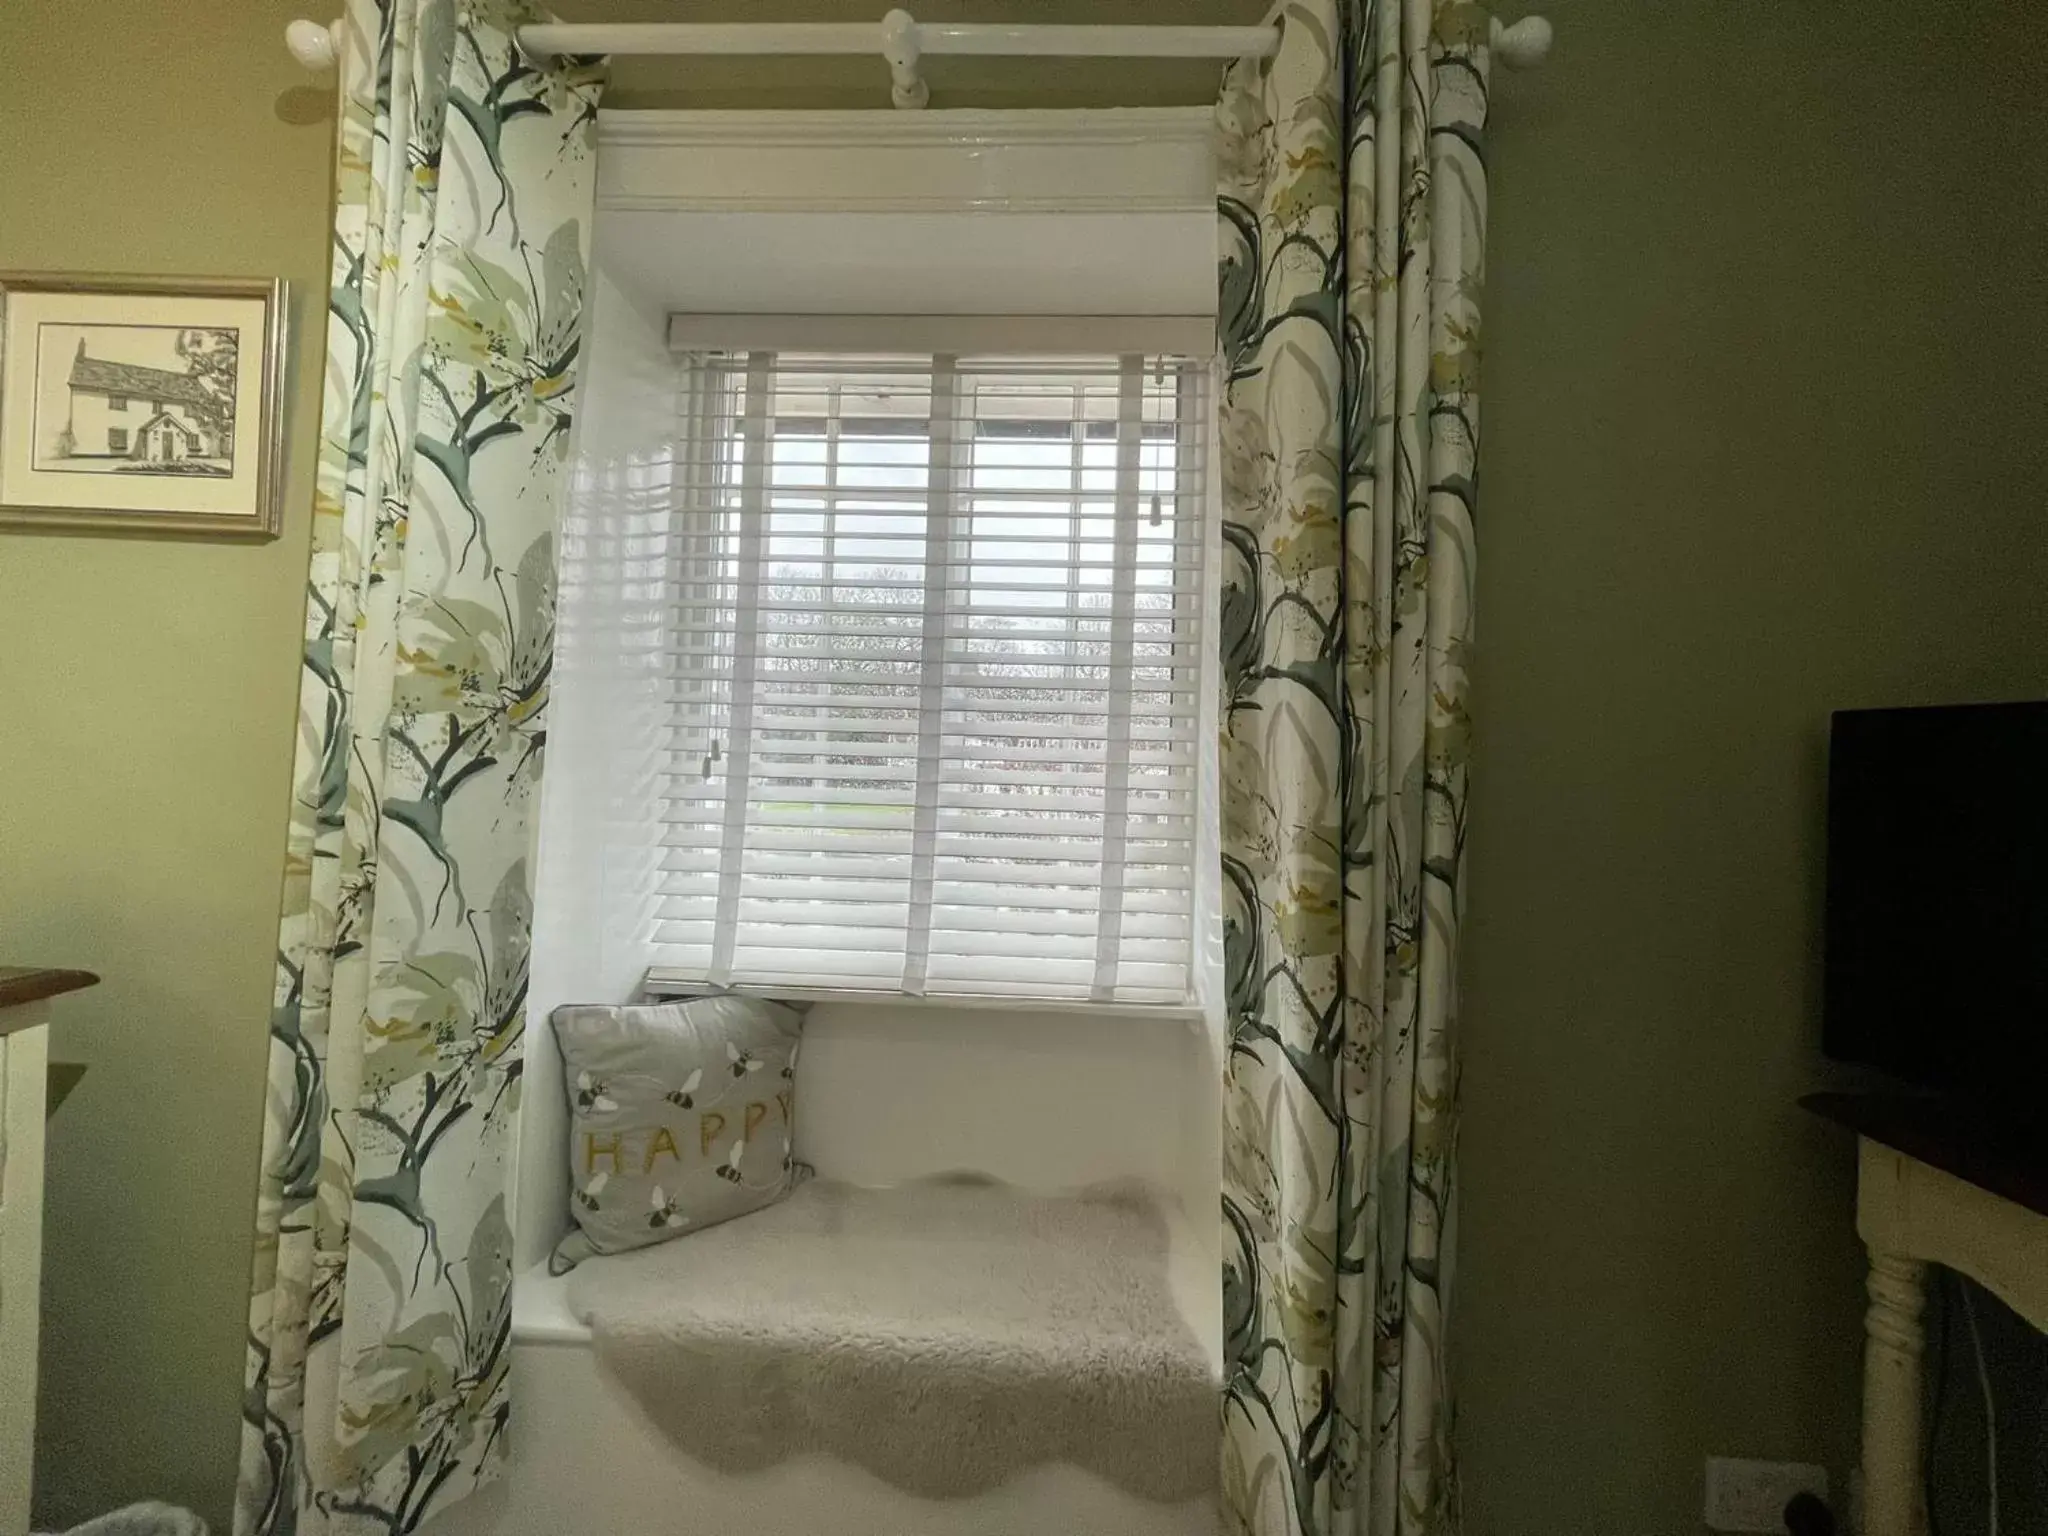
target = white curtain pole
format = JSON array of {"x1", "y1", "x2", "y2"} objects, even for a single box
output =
[
  {"x1": 513, "y1": 18, "x2": 1285, "y2": 62},
  {"x1": 283, "y1": 9, "x2": 1554, "y2": 107}
]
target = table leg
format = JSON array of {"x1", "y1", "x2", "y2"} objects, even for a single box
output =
[{"x1": 1862, "y1": 1248, "x2": 1928, "y2": 1536}]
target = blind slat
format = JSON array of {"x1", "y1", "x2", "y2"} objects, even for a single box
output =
[
  {"x1": 655, "y1": 886, "x2": 1194, "y2": 916},
  {"x1": 657, "y1": 850, "x2": 1197, "y2": 890}
]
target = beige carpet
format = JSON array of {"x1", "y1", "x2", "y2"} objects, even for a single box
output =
[{"x1": 567, "y1": 1173, "x2": 1217, "y2": 1502}]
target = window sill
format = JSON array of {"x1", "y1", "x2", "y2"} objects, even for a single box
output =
[
  {"x1": 511, "y1": 1260, "x2": 592, "y2": 1347},
  {"x1": 640, "y1": 971, "x2": 1207, "y2": 1024}
]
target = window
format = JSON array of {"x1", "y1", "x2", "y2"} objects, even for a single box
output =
[
  {"x1": 107, "y1": 428, "x2": 127, "y2": 453},
  {"x1": 107, "y1": 394, "x2": 129, "y2": 412},
  {"x1": 645, "y1": 346, "x2": 1210, "y2": 1005}
]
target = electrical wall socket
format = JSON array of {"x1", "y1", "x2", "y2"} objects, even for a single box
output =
[{"x1": 1704, "y1": 1457, "x2": 1830, "y2": 1533}]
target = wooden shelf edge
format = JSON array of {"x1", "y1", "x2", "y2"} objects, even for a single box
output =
[
  {"x1": 1801, "y1": 1089, "x2": 2048, "y2": 1223},
  {"x1": 0, "y1": 968, "x2": 100, "y2": 1018}
]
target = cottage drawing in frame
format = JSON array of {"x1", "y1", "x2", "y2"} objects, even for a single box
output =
[
  {"x1": 0, "y1": 274, "x2": 286, "y2": 537},
  {"x1": 50, "y1": 330, "x2": 238, "y2": 475}
]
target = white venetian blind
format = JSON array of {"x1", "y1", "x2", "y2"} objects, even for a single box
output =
[{"x1": 646, "y1": 344, "x2": 1210, "y2": 1004}]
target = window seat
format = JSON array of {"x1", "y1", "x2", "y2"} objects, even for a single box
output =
[{"x1": 532, "y1": 1174, "x2": 1217, "y2": 1506}]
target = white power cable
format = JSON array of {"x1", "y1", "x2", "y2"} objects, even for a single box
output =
[{"x1": 1959, "y1": 1280, "x2": 1998, "y2": 1536}]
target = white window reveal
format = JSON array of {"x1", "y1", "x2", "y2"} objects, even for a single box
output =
[{"x1": 644, "y1": 336, "x2": 1211, "y2": 1006}]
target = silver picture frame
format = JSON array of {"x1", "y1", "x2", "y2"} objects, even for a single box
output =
[{"x1": 0, "y1": 272, "x2": 288, "y2": 538}]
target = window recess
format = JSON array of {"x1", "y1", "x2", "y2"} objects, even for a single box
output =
[{"x1": 630, "y1": 326, "x2": 1211, "y2": 1006}]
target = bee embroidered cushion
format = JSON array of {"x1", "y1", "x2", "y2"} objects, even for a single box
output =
[{"x1": 550, "y1": 996, "x2": 803, "y2": 1274}]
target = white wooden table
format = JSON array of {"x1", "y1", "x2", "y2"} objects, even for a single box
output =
[
  {"x1": 0, "y1": 968, "x2": 95, "y2": 1536},
  {"x1": 1813, "y1": 1097, "x2": 2048, "y2": 1536}
]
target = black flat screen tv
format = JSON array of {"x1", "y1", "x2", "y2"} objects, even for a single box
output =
[{"x1": 1824, "y1": 700, "x2": 2048, "y2": 1122}]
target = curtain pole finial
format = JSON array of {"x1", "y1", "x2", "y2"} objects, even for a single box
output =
[
  {"x1": 1490, "y1": 14, "x2": 1553, "y2": 70},
  {"x1": 285, "y1": 17, "x2": 342, "y2": 70}
]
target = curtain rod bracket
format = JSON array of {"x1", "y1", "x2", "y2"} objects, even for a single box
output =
[{"x1": 880, "y1": 9, "x2": 929, "y2": 110}]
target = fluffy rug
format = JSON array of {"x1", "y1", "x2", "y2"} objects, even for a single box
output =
[
  {"x1": 567, "y1": 1173, "x2": 1216, "y2": 1501},
  {"x1": 43, "y1": 1505, "x2": 207, "y2": 1536}
]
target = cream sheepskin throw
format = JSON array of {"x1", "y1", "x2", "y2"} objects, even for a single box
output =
[{"x1": 568, "y1": 1173, "x2": 1216, "y2": 1501}]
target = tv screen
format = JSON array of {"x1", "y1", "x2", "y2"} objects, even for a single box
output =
[{"x1": 1824, "y1": 701, "x2": 2048, "y2": 1108}]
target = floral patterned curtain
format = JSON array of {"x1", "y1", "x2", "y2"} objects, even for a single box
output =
[
  {"x1": 237, "y1": 3, "x2": 601, "y2": 1531},
  {"x1": 1216, "y1": 2, "x2": 1488, "y2": 1532}
]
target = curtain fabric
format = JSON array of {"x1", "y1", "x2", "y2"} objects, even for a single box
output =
[
  {"x1": 237, "y1": 4, "x2": 601, "y2": 1531},
  {"x1": 1216, "y1": 3, "x2": 1489, "y2": 1533}
]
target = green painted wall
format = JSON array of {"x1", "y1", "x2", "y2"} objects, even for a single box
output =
[
  {"x1": 1458, "y1": 2, "x2": 2048, "y2": 1531},
  {"x1": 3, "y1": 1, "x2": 2045, "y2": 1531},
  {"x1": 0, "y1": 3, "x2": 330, "y2": 1526}
]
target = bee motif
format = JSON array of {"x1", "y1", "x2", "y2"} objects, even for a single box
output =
[
  {"x1": 728, "y1": 1041, "x2": 764, "y2": 1079},
  {"x1": 664, "y1": 1067, "x2": 704, "y2": 1109},
  {"x1": 574, "y1": 1170, "x2": 609, "y2": 1212},
  {"x1": 648, "y1": 1186, "x2": 687, "y2": 1230},
  {"x1": 714, "y1": 1137, "x2": 746, "y2": 1185},
  {"x1": 575, "y1": 1072, "x2": 616, "y2": 1113}
]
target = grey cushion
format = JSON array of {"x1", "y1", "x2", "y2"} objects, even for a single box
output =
[{"x1": 550, "y1": 996, "x2": 803, "y2": 1274}]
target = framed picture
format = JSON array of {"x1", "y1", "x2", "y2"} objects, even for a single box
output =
[{"x1": 0, "y1": 273, "x2": 287, "y2": 538}]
